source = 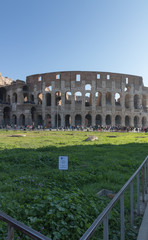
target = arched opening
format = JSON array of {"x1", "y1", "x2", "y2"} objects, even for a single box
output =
[
  {"x1": 96, "y1": 92, "x2": 102, "y2": 106},
  {"x1": 65, "y1": 92, "x2": 72, "y2": 104},
  {"x1": 75, "y1": 92, "x2": 82, "y2": 103},
  {"x1": 19, "y1": 114, "x2": 25, "y2": 126},
  {"x1": 85, "y1": 84, "x2": 91, "y2": 91},
  {"x1": 46, "y1": 93, "x2": 51, "y2": 106},
  {"x1": 31, "y1": 107, "x2": 36, "y2": 123},
  {"x1": 142, "y1": 95, "x2": 147, "y2": 110},
  {"x1": 124, "y1": 86, "x2": 131, "y2": 92},
  {"x1": 115, "y1": 93, "x2": 121, "y2": 106},
  {"x1": 115, "y1": 115, "x2": 121, "y2": 125},
  {"x1": 106, "y1": 92, "x2": 111, "y2": 105},
  {"x1": 96, "y1": 114, "x2": 102, "y2": 126},
  {"x1": 24, "y1": 93, "x2": 28, "y2": 103},
  {"x1": 125, "y1": 94, "x2": 130, "y2": 108},
  {"x1": 125, "y1": 116, "x2": 130, "y2": 127},
  {"x1": 85, "y1": 114, "x2": 92, "y2": 127},
  {"x1": 46, "y1": 114, "x2": 51, "y2": 128},
  {"x1": 3, "y1": 107, "x2": 11, "y2": 125},
  {"x1": 75, "y1": 114, "x2": 82, "y2": 126},
  {"x1": 55, "y1": 114, "x2": 61, "y2": 128},
  {"x1": 142, "y1": 117, "x2": 147, "y2": 127},
  {"x1": 7, "y1": 95, "x2": 10, "y2": 104},
  {"x1": 30, "y1": 94, "x2": 34, "y2": 103},
  {"x1": 12, "y1": 115, "x2": 17, "y2": 125},
  {"x1": 65, "y1": 114, "x2": 71, "y2": 127},
  {"x1": 0, "y1": 88, "x2": 6, "y2": 103},
  {"x1": 38, "y1": 93, "x2": 42, "y2": 105},
  {"x1": 13, "y1": 93, "x2": 17, "y2": 103},
  {"x1": 37, "y1": 115, "x2": 43, "y2": 125},
  {"x1": 55, "y1": 92, "x2": 61, "y2": 106},
  {"x1": 45, "y1": 85, "x2": 52, "y2": 92},
  {"x1": 85, "y1": 93, "x2": 92, "y2": 107},
  {"x1": 23, "y1": 86, "x2": 28, "y2": 91},
  {"x1": 134, "y1": 116, "x2": 139, "y2": 127},
  {"x1": 134, "y1": 95, "x2": 140, "y2": 109},
  {"x1": 106, "y1": 115, "x2": 111, "y2": 125}
]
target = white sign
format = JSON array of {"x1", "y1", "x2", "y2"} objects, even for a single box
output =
[{"x1": 59, "y1": 156, "x2": 68, "y2": 170}]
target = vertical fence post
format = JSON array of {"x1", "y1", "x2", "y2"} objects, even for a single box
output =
[
  {"x1": 141, "y1": 167, "x2": 145, "y2": 202},
  {"x1": 144, "y1": 164, "x2": 147, "y2": 194},
  {"x1": 103, "y1": 215, "x2": 109, "y2": 240},
  {"x1": 137, "y1": 173, "x2": 140, "y2": 215},
  {"x1": 146, "y1": 161, "x2": 148, "y2": 192},
  {"x1": 7, "y1": 224, "x2": 14, "y2": 240},
  {"x1": 130, "y1": 181, "x2": 134, "y2": 226},
  {"x1": 120, "y1": 193, "x2": 124, "y2": 240}
]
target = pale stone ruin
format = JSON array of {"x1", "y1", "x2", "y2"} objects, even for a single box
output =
[{"x1": 0, "y1": 71, "x2": 148, "y2": 128}]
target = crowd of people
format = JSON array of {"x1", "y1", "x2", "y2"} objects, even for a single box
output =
[{"x1": 0, "y1": 124, "x2": 148, "y2": 133}]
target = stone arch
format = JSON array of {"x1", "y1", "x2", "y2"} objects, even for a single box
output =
[
  {"x1": 75, "y1": 92, "x2": 82, "y2": 103},
  {"x1": 85, "y1": 114, "x2": 92, "y2": 127},
  {"x1": 30, "y1": 94, "x2": 34, "y2": 103},
  {"x1": 134, "y1": 95, "x2": 140, "y2": 109},
  {"x1": 3, "y1": 107, "x2": 11, "y2": 125},
  {"x1": 96, "y1": 92, "x2": 102, "y2": 106},
  {"x1": 96, "y1": 114, "x2": 102, "y2": 126},
  {"x1": 106, "y1": 115, "x2": 111, "y2": 125},
  {"x1": 45, "y1": 85, "x2": 52, "y2": 92},
  {"x1": 37, "y1": 115, "x2": 43, "y2": 125},
  {"x1": 65, "y1": 114, "x2": 71, "y2": 127},
  {"x1": 38, "y1": 93, "x2": 42, "y2": 105},
  {"x1": 125, "y1": 116, "x2": 130, "y2": 127},
  {"x1": 115, "y1": 115, "x2": 121, "y2": 125},
  {"x1": 55, "y1": 91, "x2": 61, "y2": 106},
  {"x1": 19, "y1": 114, "x2": 25, "y2": 126},
  {"x1": 115, "y1": 93, "x2": 121, "y2": 106},
  {"x1": 12, "y1": 114, "x2": 17, "y2": 125},
  {"x1": 106, "y1": 92, "x2": 112, "y2": 105},
  {"x1": 142, "y1": 95, "x2": 147, "y2": 109},
  {"x1": 7, "y1": 95, "x2": 10, "y2": 104},
  {"x1": 46, "y1": 114, "x2": 51, "y2": 128},
  {"x1": 31, "y1": 107, "x2": 36, "y2": 123},
  {"x1": 55, "y1": 114, "x2": 61, "y2": 128},
  {"x1": 75, "y1": 114, "x2": 82, "y2": 126},
  {"x1": 0, "y1": 87, "x2": 6, "y2": 103},
  {"x1": 85, "y1": 93, "x2": 92, "y2": 107},
  {"x1": 46, "y1": 93, "x2": 51, "y2": 106},
  {"x1": 134, "y1": 116, "x2": 139, "y2": 127},
  {"x1": 13, "y1": 93, "x2": 17, "y2": 103},
  {"x1": 85, "y1": 84, "x2": 91, "y2": 91},
  {"x1": 142, "y1": 116, "x2": 147, "y2": 127},
  {"x1": 65, "y1": 92, "x2": 72, "y2": 104},
  {"x1": 23, "y1": 86, "x2": 28, "y2": 91},
  {"x1": 125, "y1": 94, "x2": 130, "y2": 108}
]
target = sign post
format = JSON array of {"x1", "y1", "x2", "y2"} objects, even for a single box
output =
[
  {"x1": 59, "y1": 156, "x2": 68, "y2": 170},
  {"x1": 59, "y1": 156, "x2": 68, "y2": 180}
]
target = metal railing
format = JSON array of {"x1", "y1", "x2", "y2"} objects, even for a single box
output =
[
  {"x1": 0, "y1": 211, "x2": 51, "y2": 240},
  {"x1": 80, "y1": 156, "x2": 148, "y2": 240}
]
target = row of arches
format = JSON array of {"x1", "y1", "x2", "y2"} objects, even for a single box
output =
[
  {"x1": 43, "y1": 92, "x2": 148, "y2": 109},
  {"x1": 2, "y1": 106, "x2": 147, "y2": 127},
  {"x1": 0, "y1": 86, "x2": 147, "y2": 110}
]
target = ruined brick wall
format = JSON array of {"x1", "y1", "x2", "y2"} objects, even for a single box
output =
[{"x1": 0, "y1": 71, "x2": 148, "y2": 128}]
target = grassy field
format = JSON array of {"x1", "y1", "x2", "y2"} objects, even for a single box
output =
[{"x1": 0, "y1": 130, "x2": 148, "y2": 239}]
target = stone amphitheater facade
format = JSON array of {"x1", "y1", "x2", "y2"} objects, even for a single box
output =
[{"x1": 0, "y1": 71, "x2": 148, "y2": 128}]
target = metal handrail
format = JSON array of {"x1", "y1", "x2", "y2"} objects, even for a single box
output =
[
  {"x1": 0, "y1": 211, "x2": 51, "y2": 240},
  {"x1": 80, "y1": 155, "x2": 148, "y2": 240}
]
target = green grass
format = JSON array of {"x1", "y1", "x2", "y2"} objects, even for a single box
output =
[{"x1": 0, "y1": 130, "x2": 148, "y2": 239}]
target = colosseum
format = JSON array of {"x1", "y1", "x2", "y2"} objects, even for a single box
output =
[{"x1": 0, "y1": 71, "x2": 148, "y2": 128}]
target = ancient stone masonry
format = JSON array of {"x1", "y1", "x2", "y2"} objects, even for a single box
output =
[{"x1": 0, "y1": 71, "x2": 148, "y2": 128}]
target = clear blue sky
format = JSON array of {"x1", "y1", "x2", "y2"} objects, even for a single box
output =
[{"x1": 1, "y1": 0, "x2": 148, "y2": 86}]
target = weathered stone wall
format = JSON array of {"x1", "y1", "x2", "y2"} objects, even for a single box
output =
[{"x1": 0, "y1": 71, "x2": 148, "y2": 128}]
